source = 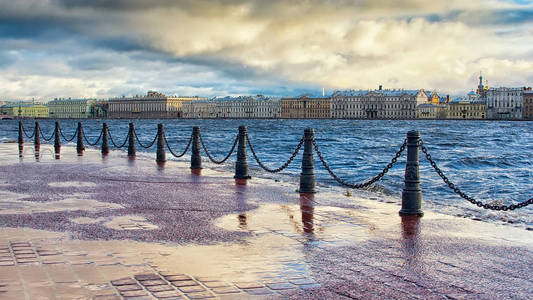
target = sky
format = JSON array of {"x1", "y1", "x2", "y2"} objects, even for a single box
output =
[{"x1": 1, "y1": 0, "x2": 533, "y2": 101}]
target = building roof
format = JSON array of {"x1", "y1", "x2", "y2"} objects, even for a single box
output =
[{"x1": 332, "y1": 89, "x2": 421, "y2": 97}]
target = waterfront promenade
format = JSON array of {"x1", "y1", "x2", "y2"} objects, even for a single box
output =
[{"x1": 0, "y1": 143, "x2": 532, "y2": 299}]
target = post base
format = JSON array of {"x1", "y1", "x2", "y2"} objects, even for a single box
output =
[
  {"x1": 156, "y1": 161, "x2": 166, "y2": 167},
  {"x1": 191, "y1": 168, "x2": 202, "y2": 176},
  {"x1": 234, "y1": 178, "x2": 249, "y2": 185}
]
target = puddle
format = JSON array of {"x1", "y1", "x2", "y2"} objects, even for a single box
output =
[
  {"x1": 48, "y1": 181, "x2": 98, "y2": 188},
  {"x1": 0, "y1": 197, "x2": 123, "y2": 214},
  {"x1": 104, "y1": 215, "x2": 159, "y2": 231}
]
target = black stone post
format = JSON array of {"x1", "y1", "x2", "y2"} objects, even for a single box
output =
[
  {"x1": 54, "y1": 121, "x2": 61, "y2": 159},
  {"x1": 190, "y1": 126, "x2": 202, "y2": 173},
  {"x1": 234, "y1": 125, "x2": 251, "y2": 182},
  {"x1": 127, "y1": 123, "x2": 136, "y2": 158},
  {"x1": 299, "y1": 128, "x2": 316, "y2": 194},
  {"x1": 34, "y1": 121, "x2": 40, "y2": 155},
  {"x1": 156, "y1": 123, "x2": 166, "y2": 164},
  {"x1": 18, "y1": 121, "x2": 23, "y2": 157},
  {"x1": 101, "y1": 123, "x2": 110, "y2": 155},
  {"x1": 76, "y1": 122, "x2": 85, "y2": 156},
  {"x1": 400, "y1": 131, "x2": 424, "y2": 216}
]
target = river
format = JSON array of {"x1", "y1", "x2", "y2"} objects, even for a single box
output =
[{"x1": 1, "y1": 119, "x2": 532, "y2": 228}]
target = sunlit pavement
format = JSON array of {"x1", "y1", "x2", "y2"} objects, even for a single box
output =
[{"x1": 0, "y1": 143, "x2": 532, "y2": 299}]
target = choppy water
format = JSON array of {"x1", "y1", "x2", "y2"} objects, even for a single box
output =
[{"x1": 1, "y1": 119, "x2": 532, "y2": 227}]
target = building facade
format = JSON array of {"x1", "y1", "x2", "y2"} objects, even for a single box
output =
[
  {"x1": 48, "y1": 98, "x2": 97, "y2": 119},
  {"x1": 331, "y1": 88, "x2": 426, "y2": 119},
  {"x1": 281, "y1": 96, "x2": 331, "y2": 119},
  {"x1": 183, "y1": 95, "x2": 280, "y2": 119},
  {"x1": 447, "y1": 99, "x2": 486, "y2": 119},
  {"x1": 523, "y1": 91, "x2": 533, "y2": 120},
  {"x1": 0, "y1": 102, "x2": 49, "y2": 118},
  {"x1": 417, "y1": 103, "x2": 447, "y2": 119},
  {"x1": 107, "y1": 91, "x2": 206, "y2": 119},
  {"x1": 486, "y1": 87, "x2": 525, "y2": 120}
]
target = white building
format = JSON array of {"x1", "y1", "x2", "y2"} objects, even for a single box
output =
[
  {"x1": 486, "y1": 87, "x2": 524, "y2": 120},
  {"x1": 331, "y1": 87, "x2": 427, "y2": 119},
  {"x1": 183, "y1": 95, "x2": 280, "y2": 119}
]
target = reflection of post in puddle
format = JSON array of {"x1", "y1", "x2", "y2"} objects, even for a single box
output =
[
  {"x1": 299, "y1": 193, "x2": 315, "y2": 234},
  {"x1": 235, "y1": 185, "x2": 248, "y2": 230},
  {"x1": 400, "y1": 215, "x2": 422, "y2": 268}
]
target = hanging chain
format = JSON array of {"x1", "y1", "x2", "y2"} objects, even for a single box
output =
[
  {"x1": 164, "y1": 133, "x2": 192, "y2": 158},
  {"x1": 38, "y1": 126, "x2": 55, "y2": 142},
  {"x1": 419, "y1": 140, "x2": 533, "y2": 211},
  {"x1": 107, "y1": 127, "x2": 128, "y2": 148},
  {"x1": 313, "y1": 138, "x2": 406, "y2": 189},
  {"x1": 82, "y1": 127, "x2": 103, "y2": 146},
  {"x1": 21, "y1": 123, "x2": 35, "y2": 139},
  {"x1": 246, "y1": 133, "x2": 304, "y2": 173},
  {"x1": 59, "y1": 125, "x2": 77, "y2": 142},
  {"x1": 133, "y1": 128, "x2": 157, "y2": 149},
  {"x1": 199, "y1": 134, "x2": 238, "y2": 164}
]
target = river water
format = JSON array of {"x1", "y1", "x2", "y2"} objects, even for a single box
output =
[{"x1": 1, "y1": 119, "x2": 532, "y2": 228}]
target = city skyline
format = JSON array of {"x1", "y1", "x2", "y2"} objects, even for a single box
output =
[{"x1": 1, "y1": 0, "x2": 533, "y2": 100}]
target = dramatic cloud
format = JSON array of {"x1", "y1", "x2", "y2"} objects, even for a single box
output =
[{"x1": 1, "y1": 0, "x2": 533, "y2": 100}]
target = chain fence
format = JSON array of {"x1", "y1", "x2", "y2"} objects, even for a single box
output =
[
  {"x1": 199, "y1": 134, "x2": 238, "y2": 164},
  {"x1": 82, "y1": 127, "x2": 103, "y2": 146},
  {"x1": 246, "y1": 133, "x2": 304, "y2": 173},
  {"x1": 21, "y1": 123, "x2": 35, "y2": 139},
  {"x1": 59, "y1": 126, "x2": 77, "y2": 142},
  {"x1": 106, "y1": 127, "x2": 129, "y2": 148},
  {"x1": 38, "y1": 126, "x2": 55, "y2": 142},
  {"x1": 164, "y1": 134, "x2": 192, "y2": 158},
  {"x1": 419, "y1": 140, "x2": 533, "y2": 211},
  {"x1": 133, "y1": 128, "x2": 157, "y2": 149},
  {"x1": 313, "y1": 138, "x2": 406, "y2": 189}
]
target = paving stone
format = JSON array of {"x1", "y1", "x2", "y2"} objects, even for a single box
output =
[
  {"x1": 202, "y1": 281, "x2": 230, "y2": 288},
  {"x1": 289, "y1": 278, "x2": 316, "y2": 285},
  {"x1": 171, "y1": 280, "x2": 199, "y2": 287},
  {"x1": 186, "y1": 291, "x2": 216, "y2": 299},
  {"x1": 195, "y1": 276, "x2": 218, "y2": 282},
  {"x1": 234, "y1": 281, "x2": 265, "y2": 289},
  {"x1": 211, "y1": 286, "x2": 241, "y2": 294},
  {"x1": 146, "y1": 284, "x2": 174, "y2": 292},
  {"x1": 134, "y1": 273, "x2": 161, "y2": 281},
  {"x1": 267, "y1": 282, "x2": 296, "y2": 290},
  {"x1": 119, "y1": 290, "x2": 149, "y2": 297},
  {"x1": 93, "y1": 295, "x2": 121, "y2": 300},
  {"x1": 115, "y1": 284, "x2": 143, "y2": 292},
  {"x1": 0, "y1": 261, "x2": 15, "y2": 266},
  {"x1": 164, "y1": 274, "x2": 192, "y2": 281},
  {"x1": 178, "y1": 285, "x2": 206, "y2": 293},
  {"x1": 139, "y1": 279, "x2": 167, "y2": 286},
  {"x1": 243, "y1": 287, "x2": 274, "y2": 295},
  {"x1": 151, "y1": 290, "x2": 184, "y2": 298}
]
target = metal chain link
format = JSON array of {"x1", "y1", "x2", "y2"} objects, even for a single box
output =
[
  {"x1": 82, "y1": 127, "x2": 103, "y2": 146},
  {"x1": 21, "y1": 123, "x2": 35, "y2": 139},
  {"x1": 199, "y1": 134, "x2": 238, "y2": 164},
  {"x1": 133, "y1": 128, "x2": 157, "y2": 149},
  {"x1": 38, "y1": 126, "x2": 55, "y2": 142},
  {"x1": 164, "y1": 133, "x2": 192, "y2": 158},
  {"x1": 419, "y1": 140, "x2": 533, "y2": 211},
  {"x1": 107, "y1": 127, "x2": 128, "y2": 148},
  {"x1": 246, "y1": 133, "x2": 304, "y2": 173},
  {"x1": 59, "y1": 126, "x2": 77, "y2": 142},
  {"x1": 314, "y1": 138, "x2": 406, "y2": 189}
]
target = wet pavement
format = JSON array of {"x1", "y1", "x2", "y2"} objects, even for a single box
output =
[{"x1": 0, "y1": 143, "x2": 532, "y2": 299}]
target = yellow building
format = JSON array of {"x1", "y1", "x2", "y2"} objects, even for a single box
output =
[
  {"x1": 0, "y1": 102, "x2": 49, "y2": 118},
  {"x1": 417, "y1": 103, "x2": 447, "y2": 119},
  {"x1": 280, "y1": 96, "x2": 331, "y2": 118},
  {"x1": 447, "y1": 99, "x2": 486, "y2": 119}
]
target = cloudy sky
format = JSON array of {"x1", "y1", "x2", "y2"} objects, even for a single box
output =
[{"x1": 1, "y1": 0, "x2": 533, "y2": 101}]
